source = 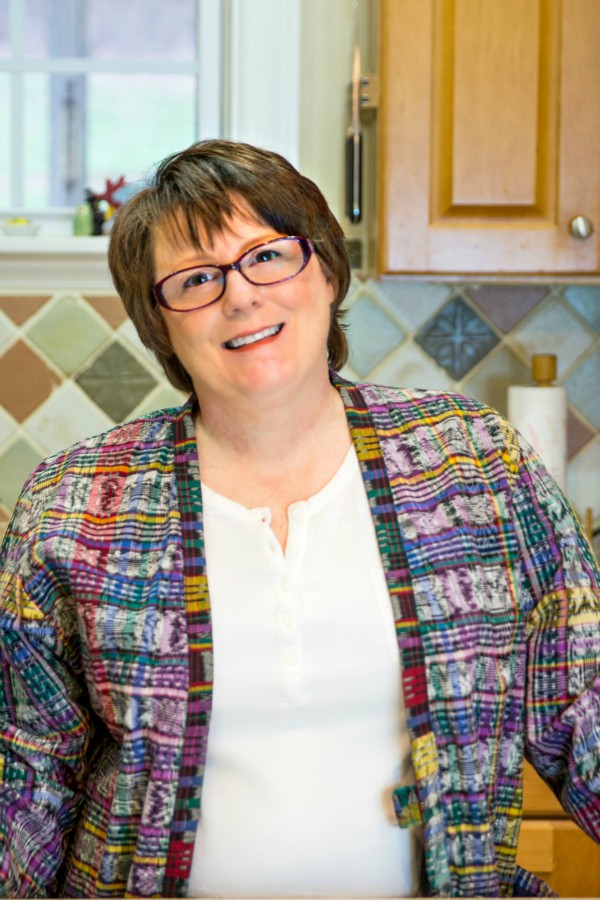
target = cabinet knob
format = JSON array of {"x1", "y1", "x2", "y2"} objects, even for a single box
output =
[{"x1": 569, "y1": 215, "x2": 594, "y2": 239}]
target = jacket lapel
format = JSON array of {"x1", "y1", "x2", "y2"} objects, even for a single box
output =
[
  {"x1": 334, "y1": 374, "x2": 452, "y2": 896},
  {"x1": 164, "y1": 400, "x2": 213, "y2": 897}
]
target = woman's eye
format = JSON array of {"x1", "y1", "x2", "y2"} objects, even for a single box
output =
[
  {"x1": 252, "y1": 249, "x2": 279, "y2": 265},
  {"x1": 184, "y1": 269, "x2": 214, "y2": 288}
]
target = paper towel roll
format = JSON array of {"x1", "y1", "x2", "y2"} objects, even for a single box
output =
[{"x1": 507, "y1": 384, "x2": 567, "y2": 490}]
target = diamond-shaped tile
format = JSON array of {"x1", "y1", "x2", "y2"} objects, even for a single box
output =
[
  {"x1": 76, "y1": 341, "x2": 158, "y2": 422},
  {"x1": 564, "y1": 285, "x2": 600, "y2": 334},
  {"x1": 373, "y1": 340, "x2": 454, "y2": 392},
  {"x1": 0, "y1": 506, "x2": 11, "y2": 538},
  {"x1": 26, "y1": 293, "x2": 111, "y2": 376},
  {"x1": 0, "y1": 311, "x2": 17, "y2": 354},
  {"x1": 0, "y1": 296, "x2": 50, "y2": 326},
  {"x1": 84, "y1": 294, "x2": 129, "y2": 330},
  {"x1": 566, "y1": 408, "x2": 594, "y2": 460},
  {"x1": 463, "y1": 345, "x2": 531, "y2": 417},
  {"x1": 345, "y1": 294, "x2": 405, "y2": 377},
  {"x1": 415, "y1": 296, "x2": 499, "y2": 380},
  {"x1": 0, "y1": 340, "x2": 61, "y2": 422},
  {"x1": 0, "y1": 407, "x2": 15, "y2": 449},
  {"x1": 24, "y1": 382, "x2": 112, "y2": 455},
  {"x1": 117, "y1": 318, "x2": 164, "y2": 375},
  {"x1": 465, "y1": 285, "x2": 547, "y2": 333},
  {"x1": 567, "y1": 437, "x2": 600, "y2": 526},
  {"x1": 133, "y1": 383, "x2": 189, "y2": 417},
  {"x1": 0, "y1": 438, "x2": 44, "y2": 513},
  {"x1": 375, "y1": 280, "x2": 450, "y2": 331},
  {"x1": 511, "y1": 300, "x2": 595, "y2": 376},
  {"x1": 565, "y1": 350, "x2": 600, "y2": 430}
]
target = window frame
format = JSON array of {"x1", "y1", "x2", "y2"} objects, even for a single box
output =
[{"x1": 1, "y1": 0, "x2": 223, "y2": 210}]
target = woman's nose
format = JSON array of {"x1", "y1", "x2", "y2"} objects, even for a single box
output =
[{"x1": 220, "y1": 267, "x2": 262, "y2": 314}]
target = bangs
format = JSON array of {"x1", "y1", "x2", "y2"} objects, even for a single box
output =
[{"x1": 153, "y1": 196, "x2": 272, "y2": 256}]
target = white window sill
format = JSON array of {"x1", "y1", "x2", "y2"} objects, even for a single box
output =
[
  {"x1": 0, "y1": 235, "x2": 113, "y2": 292},
  {"x1": 0, "y1": 235, "x2": 108, "y2": 253}
]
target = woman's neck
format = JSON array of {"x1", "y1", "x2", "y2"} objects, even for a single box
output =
[
  {"x1": 195, "y1": 377, "x2": 347, "y2": 470},
  {"x1": 193, "y1": 375, "x2": 352, "y2": 551}
]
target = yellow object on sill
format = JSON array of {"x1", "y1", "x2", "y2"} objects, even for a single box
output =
[{"x1": 2, "y1": 218, "x2": 40, "y2": 236}]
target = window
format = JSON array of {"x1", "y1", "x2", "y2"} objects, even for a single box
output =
[{"x1": 0, "y1": 0, "x2": 222, "y2": 210}]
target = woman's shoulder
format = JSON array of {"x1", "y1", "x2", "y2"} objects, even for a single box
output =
[
  {"x1": 3, "y1": 402, "x2": 193, "y2": 545},
  {"x1": 340, "y1": 375, "x2": 518, "y2": 458},
  {"x1": 29, "y1": 400, "x2": 192, "y2": 488},
  {"x1": 354, "y1": 378, "x2": 494, "y2": 416}
]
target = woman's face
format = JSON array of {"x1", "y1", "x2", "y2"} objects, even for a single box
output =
[{"x1": 153, "y1": 207, "x2": 335, "y2": 409}]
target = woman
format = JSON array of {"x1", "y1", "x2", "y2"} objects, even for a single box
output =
[{"x1": 1, "y1": 140, "x2": 599, "y2": 899}]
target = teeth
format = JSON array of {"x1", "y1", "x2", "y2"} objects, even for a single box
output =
[{"x1": 225, "y1": 324, "x2": 282, "y2": 349}]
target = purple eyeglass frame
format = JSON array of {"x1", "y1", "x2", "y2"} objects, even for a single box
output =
[{"x1": 153, "y1": 235, "x2": 315, "y2": 312}]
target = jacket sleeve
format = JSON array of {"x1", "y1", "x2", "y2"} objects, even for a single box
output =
[
  {"x1": 0, "y1": 472, "x2": 92, "y2": 897},
  {"x1": 509, "y1": 426, "x2": 600, "y2": 841}
]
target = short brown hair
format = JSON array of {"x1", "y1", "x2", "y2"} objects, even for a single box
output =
[{"x1": 108, "y1": 140, "x2": 350, "y2": 393}]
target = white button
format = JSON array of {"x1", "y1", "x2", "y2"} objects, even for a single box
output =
[
  {"x1": 254, "y1": 507, "x2": 271, "y2": 525},
  {"x1": 280, "y1": 609, "x2": 294, "y2": 630},
  {"x1": 282, "y1": 645, "x2": 300, "y2": 668}
]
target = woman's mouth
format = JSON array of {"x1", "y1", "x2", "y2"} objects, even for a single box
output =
[{"x1": 223, "y1": 323, "x2": 283, "y2": 350}]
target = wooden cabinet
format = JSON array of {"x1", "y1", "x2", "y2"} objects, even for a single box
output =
[
  {"x1": 516, "y1": 762, "x2": 600, "y2": 896},
  {"x1": 377, "y1": 0, "x2": 600, "y2": 276}
]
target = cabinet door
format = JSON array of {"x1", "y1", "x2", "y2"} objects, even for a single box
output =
[
  {"x1": 517, "y1": 820, "x2": 600, "y2": 896},
  {"x1": 378, "y1": 0, "x2": 600, "y2": 275},
  {"x1": 519, "y1": 763, "x2": 600, "y2": 896}
]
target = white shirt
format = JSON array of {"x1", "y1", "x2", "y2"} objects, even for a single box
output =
[{"x1": 188, "y1": 447, "x2": 421, "y2": 897}]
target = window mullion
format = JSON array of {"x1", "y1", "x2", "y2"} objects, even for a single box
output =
[
  {"x1": 50, "y1": 0, "x2": 87, "y2": 206},
  {"x1": 4, "y1": 0, "x2": 222, "y2": 217},
  {"x1": 8, "y1": 0, "x2": 26, "y2": 206},
  {"x1": 9, "y1": 71, "x2": 24, "y2": 206},
  {"x1": 197, "y1": 0, "x2": 223, "y2": 139}
]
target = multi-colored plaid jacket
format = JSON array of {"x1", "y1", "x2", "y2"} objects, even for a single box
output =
[{"x1": 1, "y1": 375, "x2": 599, "y2": 898}]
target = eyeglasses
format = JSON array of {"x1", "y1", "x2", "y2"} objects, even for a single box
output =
[{"x1": 153, "y1": 235, "x2": 315, "y2": 313}]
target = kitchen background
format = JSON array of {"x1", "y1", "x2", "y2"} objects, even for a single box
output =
[
  {"x1": 0, "y1": 0, "x2": 599, "y2": 558},
  {"x1": 1, "y1": 278, "x2": 599, "y2": 550}
]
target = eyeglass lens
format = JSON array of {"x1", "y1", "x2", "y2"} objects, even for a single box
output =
[{"x1": 158, "y1": 237, "x2": 310, "y2": 311}]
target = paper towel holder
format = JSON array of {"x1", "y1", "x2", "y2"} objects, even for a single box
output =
[{"x1": 531, "y1": 353, "x2": 557, "y2": 386}]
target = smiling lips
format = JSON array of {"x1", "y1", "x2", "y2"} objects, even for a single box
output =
[{"x1": 223, "y1": 323, "x2": 283, "y2": 350}]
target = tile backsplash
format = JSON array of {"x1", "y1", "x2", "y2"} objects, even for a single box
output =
[
  {"x1": 1, "y1": 279, "x2": 599, "y2": 556},
  {"x1": 344, "y1": 277, "x2": 600, "y2": 557}
]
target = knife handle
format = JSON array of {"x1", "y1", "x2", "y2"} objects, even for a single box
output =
[{"x1": 345, "y1": 131, "x2": 362, "y2": 224}]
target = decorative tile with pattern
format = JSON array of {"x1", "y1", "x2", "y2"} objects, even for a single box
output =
[{"x1": 415, "y1": 296, "x2": 499, "y2": 380}]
